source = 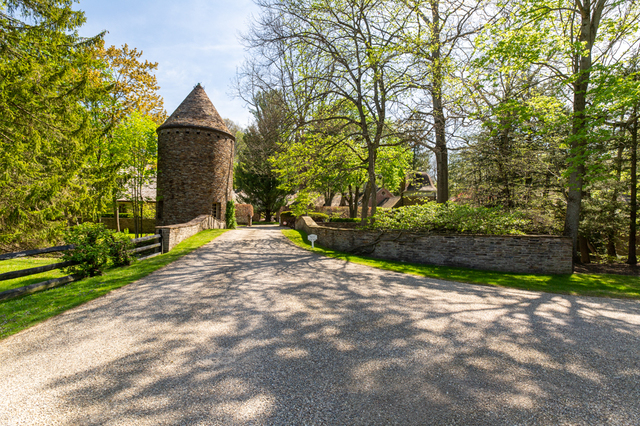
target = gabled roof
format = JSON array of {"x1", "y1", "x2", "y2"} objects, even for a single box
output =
[
  {"x1": 379, "y1": 195, "x2": 401, "y2": 209},
  {"x1": 117, "y1": 178, "x2": 156, "y2": 202},
  {"x1": 157, "y1": 84, "x2": 234, "y2": 139},
  {"x1": 405, "y1": 172, "x2": 436, "y2": 193}
]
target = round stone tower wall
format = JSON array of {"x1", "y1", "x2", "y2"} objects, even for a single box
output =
[{"x1": 156, "y1": 127, "x2": 234, "y2": 226}]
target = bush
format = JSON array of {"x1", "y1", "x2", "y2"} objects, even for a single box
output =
[
  {"x1": 367, "y1": 203, "x2": 537, "y2": 235},
  {"x1": 62, "y1": 223, "x2": 114, "y2": 277},
  {"x1": 109, "y1": 232, "x2": 134, "y2": 267},
  {"x1": 62, "y1": 223, "x2": 134, "y2": 277},
  {"x1": 308, "y1": 212, "x2": 330, "y2": 222},
  {"x1": 226, "y1": 201, "x2": 238, "y2": 229},
  {"x1": 329, "y1": 217, "x2": 360, "y2": 223}
]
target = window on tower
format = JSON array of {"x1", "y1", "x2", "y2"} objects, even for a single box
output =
[{"x1": 212, "y1": 202, "x2": 221, "y2": 219}]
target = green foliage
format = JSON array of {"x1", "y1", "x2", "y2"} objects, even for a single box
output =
[
  {"x1": 308, "y1": 212, "x2": 329, "y2": 222},
  {"x1": 330, "y1": 217, "x2": 361, "y2": 223},
  {"x1": 62, "y1": 223, "x2": 114, "y2": 277},
  {"x1": 225, "y1": 201, "x2": 237, "y2": 229},
  {"x1": 61, "y1": 223, "x2": 134, "y2": 277},
  {"x1": 0, "y1": 0, "x2": 109, "y2": 251},
  {"x1": 235, "y1": 90, "x2": 291, "y2": 220},
  {"x1": 368, "y1": 203, "x2": 537, "y2": 236},
  {"x1": 110, "y1": 112, "x2": 158, "y2": 237},
  {"x1": 0, "y1": 229, "x2": 228, "y2": 340},
  {"x1": 109, "y1": 232, "x2": 134, "y2": 267},
  {"x1": 290, "y1": 192, "x2": 314, "y2": 217},
  {"x1": 0, "y1": 2, "x2": 166, "y2": 251}
]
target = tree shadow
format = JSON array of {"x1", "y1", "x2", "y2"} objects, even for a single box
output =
[{"x1": 2, "y1": 226, "x2": 639, "y2": 425}]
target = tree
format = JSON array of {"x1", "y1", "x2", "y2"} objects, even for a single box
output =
[
  {"x1": 401, "y1": 0, "x2": 490, "y2": 203},
  {"x1": 97, "y1": 43, "x2": 166, "y2": 126},
  {"x1": 111, "y1": 112, "x2": 158, "y2": 238},
  {"x1": 223, "y1": 118, "x2": 246, "y2": 163},
  {"x1": 243, "y1": 0, "x2": 425, "y2": 221},
  {"x1": 0, "y1": 0, "x2": 108, "y2": 250},
  {"x1": 86, "y1": 43, "x2": 166, "y2": 225},
  {"x1": 235, "y1": 90, "x2": 291, "y2": 221},
  {"x1": 480, "y1": 0, "x2": 640, "y2": 260}
]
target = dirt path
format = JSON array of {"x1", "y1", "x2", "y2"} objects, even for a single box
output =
[{"x1": 1, "y1": 226, "x2": 639, "y2": 425}]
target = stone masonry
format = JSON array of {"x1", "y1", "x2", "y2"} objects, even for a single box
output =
[
  {"x1": 297, "y1": 216, "x2": 573, "y2": 274},
  {"x1": 156, "y1": 84, "x2": 234, "y2": 227}
]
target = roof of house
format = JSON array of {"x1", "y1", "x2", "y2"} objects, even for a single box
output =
[
  {"x1": 405, "y1": 172, "x2": 436, "y2": 193},
  {"x1": 379, "y1": 195, "x2": 401, "y2": 209},
  {"x1": 157, "y1": 84, "x2": 234, "y2": 138},
  {"x1": 117, "y1": 179, "x2": 157, "y2": 203}
]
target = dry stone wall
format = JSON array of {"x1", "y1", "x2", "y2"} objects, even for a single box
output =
[
  {"x1": 296, "y1": 216, "x2": 573, "y2": 274},
  {"x1": 156, "y1": 215, "x2": 224, "y2": 253}
]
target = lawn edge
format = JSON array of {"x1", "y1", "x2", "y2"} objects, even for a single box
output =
[
  {"x1": 0, "y1": 229, "x2": 229, "y2": 340},
  {"x1": 281, "y1": 229, "x2": 640, "y2": 300}
]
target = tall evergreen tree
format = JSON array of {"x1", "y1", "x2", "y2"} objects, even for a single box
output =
[
  {"x1": 235, "y1": 90, "x2": 291, "y2": 221},
  {"x1": 0, "y1": 0, "x2": 107, "y2": 250}
]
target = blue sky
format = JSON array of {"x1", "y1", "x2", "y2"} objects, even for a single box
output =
[{"x1": 76, "y1": 0, "x2": 261, "y2": 126}]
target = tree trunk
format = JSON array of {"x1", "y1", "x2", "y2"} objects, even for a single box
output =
[
  {"x1": 360, "y1": 147, "x2": 378, "y2": 222},
  {"x1": 265, "y1": 209, "x2": 272, "y2": 222},
  {"x1": 339, "y1": 192, "x2": 347, "y2": 207},
  {"x1": 579, "y1": 235, "x2": 591, "y2": 264},
  {"x1": 608, "y1": 144, "x2": 624, "y2": 258},
  {"x1": 348, "y1": 185, "x2": 361, "y2": 218},
  {"x1": 562, "y1": 0, "x2": 604, "y2": 263},
  {"x1": 114, "y1": 199, "x2": 121, "y2": 233},
  {"x1": 430, "y1": 0, "x2": 448, "y2": 204},
  {"x1": 360, "y1": 180, "x2": 371, "y2": 222},
  {"x1": 629, "y1": 108, "x2": 638, "y2": 265}
]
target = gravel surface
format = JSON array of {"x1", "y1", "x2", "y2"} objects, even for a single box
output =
[{"x1": 1, "y1": 225, "x2": 639, "y2": 425}]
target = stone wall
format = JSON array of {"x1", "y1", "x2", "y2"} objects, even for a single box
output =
[
  {"x1": 100, "y1": 218, "x2": 156, "y2": 234},
  {"x1": 296, "y1": 216, "x2": 573, "y2": 274},
  {"x1": 235, "y1": 204, "x2": 254, "y2": 225},
  {"x1": 156, "y1": 128, "x2": 234, "y2": 227},
  {"x1": 156, "y1": 215, "x2": 225, "y2": 253}
]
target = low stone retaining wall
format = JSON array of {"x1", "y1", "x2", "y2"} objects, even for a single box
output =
[
  {"x1": 156, "y1": 215, "x2": 225, "y2": 253},
  {"x1": 296, "y1": 216, "x2": 572, "y2": 274}
]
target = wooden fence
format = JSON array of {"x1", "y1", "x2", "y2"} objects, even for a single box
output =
[{"x1": 0, "y1": 234, "x2": 162, "y2": 302}]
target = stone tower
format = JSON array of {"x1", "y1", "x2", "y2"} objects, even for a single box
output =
[{"x1": 156, "y1": 84, "x2": 235, "y2": 226}]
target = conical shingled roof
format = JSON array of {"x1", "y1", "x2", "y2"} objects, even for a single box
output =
[{"x1": 157, "y1": 84, "x2": 233, "y2": 138}]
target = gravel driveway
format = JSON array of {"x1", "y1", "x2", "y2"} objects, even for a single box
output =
[{"x1": 1, "y1": 226, "x2": 639, "y2": 425}]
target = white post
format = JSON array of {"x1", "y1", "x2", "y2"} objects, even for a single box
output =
[{"x1": 308, "y1": 234, "x2": 318, "y2": 249}]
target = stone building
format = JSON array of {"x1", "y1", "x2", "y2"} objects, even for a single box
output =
[{"x1": 155, "y1": 84, "x2": 235, "y2": 226}]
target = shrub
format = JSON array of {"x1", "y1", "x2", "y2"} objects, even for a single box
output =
[
  {"x1": 329, "y1": 217, "x2": 360, "y2": 223},
  {"x1": 308, "y1": 212, "x2": 330, "y2": 222},
  {"x1": 367, "y1": 203, "x2": 536, "y2": 235},
  {"x1": 109, "y1": 232, "x2": 134, "y2": 267},
  {"x1": 226, "y1": 201, "x2": 238, "y2": 229},
  {"x1": 290, "y1": 192, "x2": 314, "y2": 217},
  {"x1": 62, "y1": 223, "x2": 115, "y2": 277}
]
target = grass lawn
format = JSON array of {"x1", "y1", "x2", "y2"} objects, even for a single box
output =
[
  {"x1": 282, "y1": 229, "x2": 640, "y2": 300},
  {"x1": 0, "y1": 258, "x2": 66, "y2": 292},
  {"x1": 0, "y1": 229, "x2": 228, "y2": 340}
]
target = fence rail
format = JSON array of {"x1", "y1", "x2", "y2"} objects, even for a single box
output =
[
  {"x1": 0, "y1": 245, "x2": 74, "y2": 261},
  {"x1": 0, "y1": 233, "x2": 163, "y2": 302},
  {"x1": 0, "y1": 261, "x2": 78, "y2": 282}
]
